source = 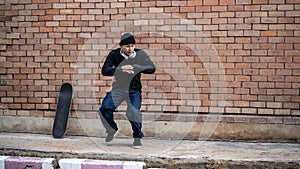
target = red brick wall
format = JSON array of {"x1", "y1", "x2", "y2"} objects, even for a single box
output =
[{"x1": 0, "y1": 0, "x2": 299, "y2": 119}]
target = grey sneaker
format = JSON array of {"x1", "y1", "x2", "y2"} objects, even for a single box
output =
[
  {"x1": 105, "y1": 130, "x2": 117, "y2": 143},
  {"x1": 133, "y1": 138, "x2": 142, "y2": 149}
]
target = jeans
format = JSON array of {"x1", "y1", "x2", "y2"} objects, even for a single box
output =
[{"x1": 99, "y1": 89, "x2": 144, "y2": 138}]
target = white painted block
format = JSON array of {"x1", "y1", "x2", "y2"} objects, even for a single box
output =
[
  {"x1": 82, "y1": 159, "x2": 123, "y2": 168},
  {"x1": 59, "y1": 158, "x2": 86, "y2": 169},
  {"x1": 0, "y1": 156, "x2": 10, "y2": 169},
  {"x1": 123, "y1": 161, "x2": 146, "y2": 169},
  {"x1": 42, "y1": 158, "x2": 56, "y2": 169}
]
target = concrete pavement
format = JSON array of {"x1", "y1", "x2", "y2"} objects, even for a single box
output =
[{"x1": 0, "y1": 132, "x2": 299, "y2": 168}]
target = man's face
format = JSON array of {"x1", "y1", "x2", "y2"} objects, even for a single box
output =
[{"x1": 121, "y1": 44, "x2": 135, "y2": 56}]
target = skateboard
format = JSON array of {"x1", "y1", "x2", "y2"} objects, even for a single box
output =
[{"x1": 52, "y1": 83, "x2": 73, "y2": 138}]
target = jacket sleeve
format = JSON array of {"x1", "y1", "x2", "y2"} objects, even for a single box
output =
[
  {"x1": 101, "y1": 51, "x2": 121, "y2": 76},
  {"x1": 133, "y1": 51, "x2": 156, "y2": 74}
]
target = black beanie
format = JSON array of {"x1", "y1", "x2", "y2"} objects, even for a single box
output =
[{"x1": 119, "y1": 33, "x2": 136, "y2": 46}]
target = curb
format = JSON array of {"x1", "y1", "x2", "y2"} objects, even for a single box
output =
[
  {"x1": 59, "y1": 158, "x2": 146, "y2": 169},
  {"x1": 0, "y1": 156, "x2": 56, "y2": 169},
  {"x1": 0, "y1": 156, "x2": 147, "y2": 169}
]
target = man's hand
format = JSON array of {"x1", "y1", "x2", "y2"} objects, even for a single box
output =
[{"x1": 121, "y1": 65, "x2": 134, "y2": 74}]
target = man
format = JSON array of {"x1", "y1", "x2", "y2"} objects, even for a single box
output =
[{"x1": 99, "y1": 33, "x2": 156, "y2": 149}]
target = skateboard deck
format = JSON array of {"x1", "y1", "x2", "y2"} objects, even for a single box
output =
[{"x1": 52, "y1": 83, "x2": 73, "y2": 138}]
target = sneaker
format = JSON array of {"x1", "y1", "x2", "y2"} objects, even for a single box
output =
[
  {"x1": 105, "y1": 130, "x2": 117, "y2": 143},
  {"x1": 132, "y1": 138, "x2": 142, "y2": 149}
]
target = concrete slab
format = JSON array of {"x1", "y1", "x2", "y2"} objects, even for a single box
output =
[
  {"x1": 0, "y1": 132, "x2": 299, "y2": 168},
  {"x1": 1, "y1": 115, "x2": 299, "y2": 142}
]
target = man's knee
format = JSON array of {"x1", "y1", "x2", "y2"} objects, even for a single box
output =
[
  {"x1": 99, "y1": 106, "x2": 114, "y2": 114},
  {"x1": 126, "y1": 110, "x2": 142, "y2": 122}
]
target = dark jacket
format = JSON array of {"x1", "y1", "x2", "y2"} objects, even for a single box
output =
[{"x1": 102, "y1": 48, "x2": 156, "y2": 91}]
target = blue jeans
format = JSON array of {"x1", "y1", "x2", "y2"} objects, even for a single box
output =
[{"x1": 99, "y1": 89, "x2": 144, "y2": 138}]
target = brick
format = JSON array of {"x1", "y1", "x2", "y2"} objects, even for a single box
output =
[
  {"x1": 32, "y1": 0, "x2": 45, "y2": 3},
  {"x1": 270, "y1": 0, "x2": 285, "y2": 4},
  {"x1": 112, "y1": 2, "x2": 125, "y2": 8},
  {"x1": 53, "y1": 3, "x2": 66, "y2": 9},
  {"x1": 252, "y1": 11, "x2": 268, "y2": 17},
  {"x1": 245, "y1": 17, "x2": 260, "y2": 24},
  {"x1": 269, "y1": 11, "x2": 285, "y2": 17},
  {"x1": 253, "y1": 0, "x2": 268, "y2": 4},
  {"x1": 225, "y1": 107, "x2": 241, "y2": 114},
  {"x1": 118, "y1": 8, "x2": 132, "y2": 14},
  {"x1": 261, "y1": 31, "x2": 277, "y2": 36},
  {"x1": 81, "y1": 15, "x2": 95, "y2": 20},
  {"x1": 66, "y1": 3, "x2": 80, "y2": 8},
  {"x1": 203, "y1": 0, "x2": 218, "y2": 5},
  {"x1": 180, "y1": 6, "x2": 195, "y2": 13},
  {"x1": 245, "y1": 30, "x2": 261, "y2": 36},
  {"x1": 261, "y1": 5, "x2": 277, "y2": 10},
  {"x1": 244, "y1": 5, "x2": 260, "y2": 11},
  {"x1": 266, "y1": 116, "x2": 283, "y2": 124},
  {"x1": 278, "y1": 5, "x2": 294, "y2": 10},
  {"x1": 81, "y1": 3, "x2": 95, "y2": 9},
  {"x1": 46, "y1": 21, "x2": 59, "y2": 27},
  {"x1": 219, "y1": 13, "x2": 234, "y2": 19},
  {"x1": 236, "y1": 11, "x2": 252, "y2": 17},
  {"x1": 187, "y1": 0, "x2": 202, "y2": 6},
  {"x1": 103, "y1": 8, "x2": 117, "y2": 14},
  {"x1": 149, "y1": 7, "x2": 163, "y2": 13},
  {"x1": 172, "y1": 1, "x2": 187, "y2": 6},
  {"x1": 227, "y1": 19, "x2": 245, "y2": 27},
  {"x1": 236, "y1": 0, "x2": 251, "y2": 4},
  {"x1": 242, "y1": 108, "x2": 257, "y2": 114},
  {"x1": 157, "y1": 1, "x2": 172, "y2": 6},
  {"x1": 203, "y1": 25, "x2": 218, "y2": 30},
  {"x1": 286, "y1": 0, "x2": 300, "y2": 4},
  {"x1": 267, "y1": 102, "x2": 282, "y2": 108},
  {"x1": 220, "y1": 0, "x2": 234, "y2": 5},
  {"x1": 196, "y1": 6, "x2": 211, "y2": 12},
  {"x1": 284, "y1": 117, "x2": 300, "y2": 125},
  {"x1": 212, "y1": 18, "x2": 227, "y2": 24},
  {"x1": 291, "y1": 110, "x2": 300, "y2": 116},
  {"x1": 262, "y1": 17, "x2": 278, "y2": 23},
  {"x1": 32, "y1": 10, "x2": 45, "y2": 15}
]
